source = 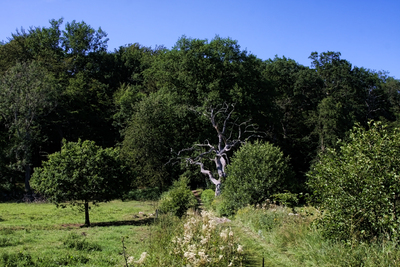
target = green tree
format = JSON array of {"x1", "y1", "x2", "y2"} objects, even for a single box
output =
[
  {"x1": 307, "y1": 121, "x2": 400, "y2": 242},
  {"x1": 121, "y1": 90, "x2": 197, "y2": 189},
  {"x1": 0, "y1": 61, "x2": 58, "y2": 195},
  {"x1": 264, "y1": 56, "x2": 323, "y2": 186},
  {"x1": 219, "y1": 140, "x2": 294, "y2": 216},
  {"x1": 31, "y1": 139, "x2": 130, "y2": 226},
  {"x1": 143, "y1": 36, "x2": 272, "y2": 124}
]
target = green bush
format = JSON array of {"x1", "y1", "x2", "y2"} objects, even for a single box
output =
[
  {"x1": 307, "y1": 121, "x2": 400, "y2": 243},
  {"x1": 200, "y1": 189, "x2": 215, "y2": 210},
  {"x1": 219, "y1": 140, "x2": 294, "y2": 216},
  {"x1": 158, "y1": 176, "x2": 198, "y2": 217},
  {"x1": 123, "y1": 187, "x2": 161, "y2": 201},
  {"x1": 272, "y1": 192, "x2": 299, "y2": 209}
]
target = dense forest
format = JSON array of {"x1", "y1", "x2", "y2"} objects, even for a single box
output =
[{"x1": 1, "y1": 18, "x2": 400, "y2": 200}]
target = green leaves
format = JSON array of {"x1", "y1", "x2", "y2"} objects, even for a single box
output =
[
  {"x1": 220, "y1": 140, "x2": 294, "y2": 216},
  {"x1": 307, "y1": 121, "x2": 400, "y2": 242},
  {"x1": 31, "y1": 139, "x2": 131, "y2": 222}
]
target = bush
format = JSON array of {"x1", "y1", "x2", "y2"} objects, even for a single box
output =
[
  {"x1": 200, "y1": 189, "x2": 215, "y2": 210},
  {"x1": 158, "y1": 176, "x2": 198, "y2": 217},
  {"x1": 307, "y1": 121, "x2": 400, "y2": 243},
  {"x1": 219, "y1": 141, "x2": 294, "y2": 216},
  {"x1": 123, "y1": 187, "x2": 161, "y2": 201}
]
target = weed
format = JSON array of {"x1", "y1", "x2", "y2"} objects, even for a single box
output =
[{"x1": 62, "y1": 232, "x2": 102, "y2": 251}]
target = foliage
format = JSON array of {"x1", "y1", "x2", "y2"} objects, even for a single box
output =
[
  {"x1": 158, "y1": 176, "x2": 198, "y2": 217},
  {"x1": 235, "y1": 204, "x2": 400, "y2": 266},
  {"x1": 121, "y1": 90, "x2": 197, "y2": 189},
  {"x1": 31, "y1": 139, "x2": 131, "y2": 226},
  {"x1": 123, "y1": 187, "x2": 161, "y2": 201},
  {"x1": 0, "y1": 61, "x2": 59, "y2": 193},
  {"x1": 139, "y1": 210, "x2": 244, "y2": 266},
  {"x1": 200, "y1": 189, "x2": 215, "y2": 210},
  {"x1": 272, "y1": 192, "x2": 299, "y2": 209},
  {"x1": 219, "y1": 141, "x2": 294, "y2": 216},
  {"x1": 307, "y1": 121, "x2": 400, "y2": 242}
]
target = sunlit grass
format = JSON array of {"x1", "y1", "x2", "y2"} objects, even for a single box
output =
[
  {"x1": 0, "y1": 200, "x2": 156, "y2": 266},
  {"x1": 234, "y1": 204, "x2": 400, "y2": 267}
]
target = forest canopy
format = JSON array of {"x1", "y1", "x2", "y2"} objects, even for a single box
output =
[{"x1": 0, "y1": 18, "x2": 399, "y2": 200}]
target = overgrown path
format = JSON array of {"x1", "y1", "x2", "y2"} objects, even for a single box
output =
[{"x1": 192, "y1": 189, "x2": 204, "y2": 210}]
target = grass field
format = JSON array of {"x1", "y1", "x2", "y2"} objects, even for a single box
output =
[
  {"x1": 1, "y1": 200, "x2": 400, "y2": 266},
  {"x1": 0, "y1": 200, "x2": 156, "y2": 266}
]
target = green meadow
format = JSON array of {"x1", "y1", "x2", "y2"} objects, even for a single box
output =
[
  {"x1": 1, "y1": 200, "x2": 400, "y2": 266},
  {"x1": 0, "y1": 201, "x2": 155, "y2": 267}
]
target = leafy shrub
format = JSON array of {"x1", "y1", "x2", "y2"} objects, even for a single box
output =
[
  {"x1": 123, "y1": 187, "x2": 161, "y2": 201},
  {"x1": 200, "y1": 189, "x2": 215, "y2": 210},
  {"x1": 158, "y1": 176, "x2": 198, "y2": 217},
  {"x1": 220, "y1": 141, "x2": 294, "y2": 216},
  {"x1": 307, "y1": 121, "x2": 400, "y2": 243},
  {"x1": 272, "y1": 192, "x2": 299, "y2": 210}
]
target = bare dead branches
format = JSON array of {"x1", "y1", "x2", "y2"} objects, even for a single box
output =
[{"x1": 173, "y1": 103, "x2": 265, "y2": 196}]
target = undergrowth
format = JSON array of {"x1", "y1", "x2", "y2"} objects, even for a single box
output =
[{"x1": 234, "y1": 203, "x2": 400, "y2": 266}]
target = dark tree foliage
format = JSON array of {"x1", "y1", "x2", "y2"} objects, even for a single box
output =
[
  {"x1": 0, "y1": 18, "x2": 399, "y2": 199},
  {"x1": 121, "y1": 90, "x2": 200, "y2": 189}
]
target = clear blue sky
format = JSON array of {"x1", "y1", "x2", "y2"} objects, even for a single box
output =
[{"x1": 1, "y1": 0, "x2": 399, "y2": 79}]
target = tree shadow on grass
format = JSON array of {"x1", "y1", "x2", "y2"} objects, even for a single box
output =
[
  {"x1": 61, "y1": 217, "x2": 156, "y2": 229},
  {"x1": 89, "y1": 217, "x2": 155, "y2": 227}
]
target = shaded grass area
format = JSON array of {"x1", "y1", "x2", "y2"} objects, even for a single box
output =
[{"x1": 0, "y1": 200, "x2": 156, "y2": 266}]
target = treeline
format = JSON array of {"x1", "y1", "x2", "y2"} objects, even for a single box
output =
[{"x1": 1, "y1": 18, "x2": 399, "y2": 199}]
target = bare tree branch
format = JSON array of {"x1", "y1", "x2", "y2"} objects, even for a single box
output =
[{"x1": 172, "y1": 103, "x2": 265, "y2": 196}]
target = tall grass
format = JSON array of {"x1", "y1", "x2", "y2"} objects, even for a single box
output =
[
  {"x1": 128, "y1": 209, "x2": 245, "y2": 266},
  {"x1": 234, "y1": 204, "x2": 400, "y2": 266}
]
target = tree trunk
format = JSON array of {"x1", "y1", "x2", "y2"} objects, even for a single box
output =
[{"x1": 84, "y1": 202, "x2": 90, "y2": 226}]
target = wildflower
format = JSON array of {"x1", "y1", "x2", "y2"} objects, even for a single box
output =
[
  {"x1": 127, "y1": 256, "x2": 134, "y2": 264},
  {"x1": 229, "y1": 230, "x2": 234, "y2": 238},
  {"x1": 220, "y1": 229, "x2": 228, "y2": 240},
  {"x1": 200, "y1": 235, "x2": 208, "y2": 245},
  {"x1": 219, "y1": 255, "x2": 223, "y2": 260},
  {"x1": 135, "y1": 252, "x2": 147, "y2": 264},
  {"x1": 228, "y1": 261, "x2": 233, "y2": 266},
  {"x1": 237, "y1": 244, "x2": 243, "y2": 253}
]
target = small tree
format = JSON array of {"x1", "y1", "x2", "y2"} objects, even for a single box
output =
[
  {"x1": 31, "y1": 139, "x2": 131, "y2": 226},
  {"x1": 219, "y1": 140, "x2": 293, "y2": 216},
  {"x1": 307, "y1": 121, "x2": 400, "y2": 242}
]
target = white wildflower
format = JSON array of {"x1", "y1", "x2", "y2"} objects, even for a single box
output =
[
  {"x1": 134, "y1": 252, "x2": 147, "y2": 264},
  {"x1": 229, "y1": 230, "x2": 234, "y2": 238},
  {"x1": 220, "y1": 229, "x2": 228, "y2": 240},
  {"x1": 127, "y1": 256, "x2": 134, "y2": 264},
  {"x1": 237, "y1": 244, "x2": 243, "y2": 253},
  {"x1": 200, "y1": 235, "x2": 208, "y2": 245}
]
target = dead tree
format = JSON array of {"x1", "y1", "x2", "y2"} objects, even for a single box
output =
[{"x1": 177, "y1": 103, "x2": 263, "y2": 196}]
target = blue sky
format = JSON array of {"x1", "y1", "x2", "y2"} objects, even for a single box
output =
[{"x1": 1, "y1": 0, "x2": 399, "y2": 79}]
